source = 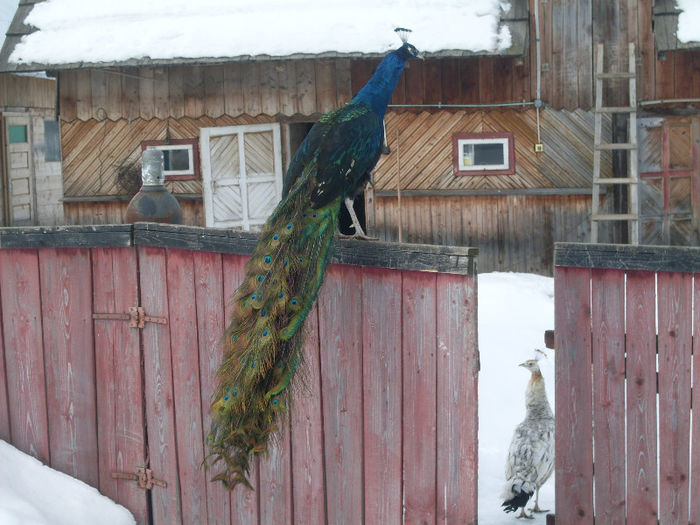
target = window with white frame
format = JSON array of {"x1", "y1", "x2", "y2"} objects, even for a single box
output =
[
  {"x1": 452, "y1": 132, "x2": 515, "y2": 175},
  {"x1": 141, "y1": 138, "x2": 199, "y2": 180}
]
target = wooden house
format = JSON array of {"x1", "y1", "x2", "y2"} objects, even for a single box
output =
[{"x1": 1, "y1": 0, "x2": 699, "y2": 274}]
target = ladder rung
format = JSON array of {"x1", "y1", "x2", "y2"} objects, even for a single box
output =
[
  {"x1": 596, "y1": 72, "x2": 635, "y2": 79},
  {"x1": 595, "y1": 143, "x2": 637, "y2": 150},
  {"x1": 595, "y1": 106, "x2": 636, "y2": 113},
  {"x1": 592, "y1": 214, "x2": 639, "y2": 221},
  {"x1": 593, "y1": 177, "x2": 638, "y2": 184}
]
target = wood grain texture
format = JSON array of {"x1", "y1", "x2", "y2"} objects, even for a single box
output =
[
  {"x1": 38, "y1": 248, "x2": 98, "y2": 485},
  {"x1": 656, "y1": 271, "x2": 692, "y2": 525},
  {"x1": 259, "y1": 417, "x2": 292, "y2": 525},
  {"x1": 361, "y1": 267, "x2": 402, "y2": 525},
  {"x1": 690, "y1": 273, "x2": 700, "y2": 523},
  {"x1": 0, "y1": 276, "x2": 8, "y2": 442},
  {"x1": 591, "y1": 269, "x2": 626, "y2": 525},
  {"x1": 554, "y1": 265, "x2": 593, "y2": 524},
  {"x1": 317, "y1": 264, "x2": 364, "y2": 525},
  {"x1": 625, "y1": 270, "x2": 658, "y2": 524},
  {"x1": 436, "y1": 272, "x2": 478, "y2": 524},
  {"x1": 138, "y1": 245, "x2": 182, "y2": 525},
  {"x1": 0, "y1": 249, "x2": 50, "y2": 462},
  {"x1": 402, "y1": 270, "x2": 438, "y2": 525}
]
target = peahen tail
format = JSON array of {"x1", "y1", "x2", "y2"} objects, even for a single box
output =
[{"x1": 207, "y1": 176, "x2": 341, "y2": 490}]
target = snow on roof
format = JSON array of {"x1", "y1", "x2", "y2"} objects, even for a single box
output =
[
  {"x1": 677, "y1": 0, "x2": 700, "y2": 44},
  {"x1": 8, "y1": 0, "x2": 512, "y2": 66}
]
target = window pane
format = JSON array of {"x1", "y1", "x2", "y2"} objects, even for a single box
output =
[
  {"x1": 164, "y1": 148, "x2": 190, "y2": 171},
  {"x1": 474, "y1": 143, "x2": 504, "y2": 165},
  {"x1": 8, "y1": 125, "x2": 27, "y2": 143}
]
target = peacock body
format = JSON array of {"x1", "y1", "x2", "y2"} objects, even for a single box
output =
[{"x1": 207, "y1": 40, "x2": 421, "y2": 490}]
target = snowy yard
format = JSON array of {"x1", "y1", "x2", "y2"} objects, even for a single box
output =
[{"x1": 0, "y1": 271, "x2": 554, "y2": 524}]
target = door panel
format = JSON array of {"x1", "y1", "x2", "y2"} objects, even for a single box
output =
[{"x1": 4, "y1": 114, "x2": 35, "y2": 225}]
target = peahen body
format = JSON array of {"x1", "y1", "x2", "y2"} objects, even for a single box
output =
[{"x1": 207, "y1": 38, "x2": 421, "y2": 490}]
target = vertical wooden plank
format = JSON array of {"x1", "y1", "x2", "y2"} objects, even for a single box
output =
[
  {"x1": 168, "y1": 66, "x2": 186, "y2": 119},
  {"x1": 554, "y1": 265, "x2": 593, "y2": 524},
  {"x1": 166, "y1": 249, "x2": 208, "y2": 525},
  {"x1": 0, "y1": 277, "x2": 9, "y2": 442},
  {"x1": 317, "y1": 264, "x2": 364, "y2": 525},
  {"x1": 38, "y1": 248, "x2": 98, "y2": 486},
  {"x1": 362, "y1": 267, "x2": 402, "y2": 525},
  {"x1": 478, "y1": 58, "x2": 496, "y2": 104},
  {"x1": 153, "y1": 67, "x2": 170, "y2": 120},
  {"x1": 106, "y1": 69, "x2": 122, "y2": 120},
  {"x1": 139, "y1": 67, "x2": 155, "y2": 121},
  {"x1": 138, "y1": 245, "x2": 182, "y2": 525},
  {"x1": 224, "y1": 63, "x2": 245, "y2": 117},
  {"x1": 404, "y1": 60, "x2": 425, "y2": 105},
  {"x1": 259, "y1": 62, "x2": 280, "y2": 116},
  {"x1": 59, "y1": 70, "x2": 77, "y2": 121},
  {"x1": 423, "y1": 60, "x2": 442, "y2": 105},
  {"x1": 121, "y1": 67, "x2": 141, "y2": 122},
  {"x1": 657, "y1": 271, "x2": 692, "y2": 525},
  {"x1": 277, "y1": 62, "x2": 297, "y2": 116},
  {"x1": 242, "y1": 63, "x2": 262, "y2": 117},
  {"x1": 436, "y1": 272, "x2": 478, "y2": 524},
  {"x1": 75, "y1": 69, "x2": 93, "y2": 121},
  {"x1": 591, "y1": 268, "x2": 626, "y2": 524},
  {"x1": 335, "y1": 58, "x2": 353, "y2": 106},
  {"x1": 222, "y1": 253, "x2": 260, "y2": 525},
  {"x1": 184, "y1": 65, "x2": 205, "y2": 118},
  {"x1": 625, "y1": 270, "x2": 659, "y2": 524},
  {"x1": 295, "y1": 61, "x2": 316, "y2": 116},
  {"x1": 0, "y1": 249, "x2": 50, "y2": 462},
  {"x1": 92, "y1": 247, "x2": 148, "y2": 525},
  {"x1": 459, "y1": 60, "x2": 480, "y2": 104},
  {"x1": 205, "y1": 65, "x2": 225, "y2": 118},
  {"x1": 315, "y1": 60, "x2": 336, "y2": 114},
  {"x1": 402, "y1": 270, "x2": 437, "y2": 525},
  {"x1": 259, "y1": 417, "x2": 292, "y2": 525},
  {"x1": 290, "y1": 306, "x2": 326, "y2": 525},
  {"x1": 193, "y1": 251, "x2": 231, "y2": 525},
  {"x1": 690, "y1": 273, "x2": 700, "y2": 523},
  {"x1": 91, "y1": 69, "x2": 108, "y2": 120}
]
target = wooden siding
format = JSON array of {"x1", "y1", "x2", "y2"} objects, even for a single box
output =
[
  {"x1": 373, "y1": 193, "x2": 592, "y2": 275},
  {"x1": 376, "y1": 108, "x2": 612, "y2": 192},
  {"x1": 0, "y1": 73, "x2": 56, "y2": 109},
  {"x1": 63, "y1": 199, "x2": 204, "y2": 227},
  {"x1": 0, "y1": 226, "x2": 478, "y2": 525},
  {"x1": 60, "y1": 115, "x2": 273, "y2": 197},
  {"x1": 553, "y1": 243, "x2": 700, "y2": 524}
]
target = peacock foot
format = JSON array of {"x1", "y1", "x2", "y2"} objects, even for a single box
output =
[
  {"x1": 516, "y1": 508, "x2": 534, "y2": 519},
  {"x1": 532, "y1": 505, "x2": 549, "y2": 513}
]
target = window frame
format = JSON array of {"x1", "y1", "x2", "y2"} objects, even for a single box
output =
[
  {"x1": 452, "y1": 132, "x2": 515, "y2": 176},
  {"x1": 141, "y1": 138, "x2": 200, "y2": 181}
]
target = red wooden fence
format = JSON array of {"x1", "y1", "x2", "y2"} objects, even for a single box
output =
[
  {"x1": 0, "y1": 223, "x2": 479, "y2": 525},
  {"x1": 554, "y1": 242, "x2": 700, "y2": 525}
]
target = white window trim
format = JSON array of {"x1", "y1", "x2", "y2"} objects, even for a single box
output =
[
  {"x1": 457, "y1": 137, "x2": 510, "y2": 172},
  {"x1": 145, "y1": 143, "x2": 195, "y2": 177}
]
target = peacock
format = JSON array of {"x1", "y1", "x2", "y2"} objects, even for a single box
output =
[
  {"x1": 207, "y1": 31, "x2": 422, "y2": 490},
  {"x1": 502, "y1": 359, "x2": 555, "y2": 519}
]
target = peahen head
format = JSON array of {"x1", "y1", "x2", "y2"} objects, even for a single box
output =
[{"x1": 352, "y1": 39, "x2": 422, "y2": 116}]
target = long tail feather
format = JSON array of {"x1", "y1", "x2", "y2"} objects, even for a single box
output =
[{"x1": 207, "y1": 174, "x2": 341, "y2": 490}]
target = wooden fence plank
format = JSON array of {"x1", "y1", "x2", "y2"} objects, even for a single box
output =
[
  {"x1": 625, "y1": 270, "x2": 659, "y2": 524},
  {"x1": 222, "y1": 253, "x2": 260, "y2": 525},
  {"x1": 691, "y1": 273, "x2": 700, "y2": 523},
  {"x1": 291, "y1": 305, "x2": 326, "y2": 525},
  {"x1": 317, "y1": 264, "x2": 364, "y2": 525},
  {"x1": 38, "y1": 248, "x2": 98, "y2": 486},
  {"x1": 361, "y1": 267, "x2": 402, "y2": 525},
  {"x1": 193, "y1": 251, "x2": 231, "y2": 525},
  {"x1": 591, "y1": 269, "x2": 626, "y2": 525},
  {"x1": 656, "y1": 271, "x2": 692, "y2": 525},
  {"x1": 259, "y1": 418, "x2": 292, "y2": 525},
  {"x1": 92, "y1": 247, "x2": 148, "y2": 525},
  {"x1": 554, "y1": 265, "x2": 593, "y2": 524},
  {"x1": 0, "y1": 249, "x2": 50, "y2": 462},
  {"x1": 402, "y1": 271, "x2": 438, "y2": 525},
  {"x1": 166, "y1": 249, "x2": 209, "y2": 525},
  {"x1": 436, "y1": 272, "x2": 478, "y2": 524},
  {"x1": 138, "y1": 245, "x2": 182, "y2": 525},
  {"x1": 0, "y1": 276, "x2": 8, "y2": 442}
]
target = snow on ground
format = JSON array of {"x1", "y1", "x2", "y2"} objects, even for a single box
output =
[
  {"x1": 0, "y1": 272, "x2": 552, "y2": 523},
  {"x1": 0, "y1": 440, "x2": 135, "y2": 525},
  {"x1": 9, "y1": 0, "x2": 511, "y2": 65},
  {"x1": 478, "y1": 272, "x2": 555, "y2": 524},
  {"x1": 678, "y1": 0, "x2": 700, "y2": 44}
]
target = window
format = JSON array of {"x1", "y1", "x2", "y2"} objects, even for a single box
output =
[
  {"x1": 452, "y1": 132, "x2": 515, "y2": 175},
  {"x1": 8, "y1": 125, "x2": 27, "y2": 144},
  {"x1": 141, "y1": 138, "x2": 199, "y2": 180}
]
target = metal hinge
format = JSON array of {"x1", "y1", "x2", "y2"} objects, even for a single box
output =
[
  {"x1": 93, "y1": 306, "x2": 167, "y2": 328},
  {"x1": 112, "y1": 466, "x2": 167, "y2": 490}
]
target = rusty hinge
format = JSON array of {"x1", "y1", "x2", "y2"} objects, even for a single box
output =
[
  {"x1": 93, "y1": 306, "x2": 167, "y2": 329},
  {"x1": 112, "y1": 466, "x2": 167, "y2": 490}
]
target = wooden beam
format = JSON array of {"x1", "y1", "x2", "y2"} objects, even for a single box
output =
[{"x1": 555, "y1": 242, "x2": 700, "y2": 272}]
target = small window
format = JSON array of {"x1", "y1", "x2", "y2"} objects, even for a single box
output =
[
  {"x1": 8, "y1": 125, "x2": 27, "y2": 144},
  {"x1": 141, "y1": 138, "x2": 200, "y2": 180},
  {"x1": 452, "y1": 132, "x2": 515, "y2": 175}
]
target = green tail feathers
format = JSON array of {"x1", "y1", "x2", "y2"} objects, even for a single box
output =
[{"x1": 207, "y1": 180, "x2": 340, "y2": 490}]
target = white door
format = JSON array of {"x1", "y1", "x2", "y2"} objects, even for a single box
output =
[
  {"x1": 3, "y1": 113, "x2": 35, "y2": 225},
  {"x1": 200, "y1": 123, "x2": 283, "y2": 230}
]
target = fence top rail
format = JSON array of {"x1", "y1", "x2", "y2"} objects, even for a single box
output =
[
  {"x1": 555, "y1": 242, "x2": 700, "y2": 273},
  {"x1": 0, "y1": 222, "x2": 478, "y2": 275}
]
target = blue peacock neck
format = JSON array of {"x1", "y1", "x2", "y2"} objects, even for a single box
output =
[{"x1": 352, "y1": 47, "x2": 410, "y2": 117}]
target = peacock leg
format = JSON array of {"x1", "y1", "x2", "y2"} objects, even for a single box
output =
[
  {"x1": 531, "y1": 488, "x2": 548, "y2": 513},
  {"x1": 339, "y1": 197, "x2": 378, "y2": 240}
]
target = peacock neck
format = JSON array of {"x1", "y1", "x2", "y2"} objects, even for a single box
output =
[{"x1": 352, "y1": 50, "x2": 408, "y2": 117}]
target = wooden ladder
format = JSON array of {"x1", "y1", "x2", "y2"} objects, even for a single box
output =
[{"x1": 591, "y1": 43, "x2": 639, "y2": 244}]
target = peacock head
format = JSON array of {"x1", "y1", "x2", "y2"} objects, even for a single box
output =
[
  {"x1": 519, "y1": 359, "x2": 541, "y2": 373},
  {"x1": 394, "y1": 27, "x2": 424, "y2": 60}
]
